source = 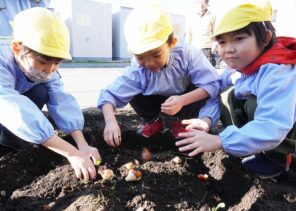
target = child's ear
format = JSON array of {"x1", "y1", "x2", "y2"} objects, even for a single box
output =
[
  {"x1": 264, "y1": 30, "x2": 273, "y2": 47},
  {"x1": 11, "y1": 41, "x2": 22, "y2": 56},
  {"x1": 169, "y1": 36, "x2": 178, "y2": 49}
]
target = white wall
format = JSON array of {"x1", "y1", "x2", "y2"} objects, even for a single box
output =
[
  {"x1": 53, "y1": 0, "x2": 112, "y2": 60},
  {"x1": 171, "y1": 14, "x2": 186, "y2": 44},
  {"x1": 97, "y1": 0, "x2": 195, "y2": 15},
  {"x1": 112, "y1": 6, "x2": 186, "y2": 60},
  {"x1": 52, "y1": 0, "x2": 295, "y2": 60},
  {"x1": 270, "y1": 0, "x2": 296, "y2": 37},
  {"x1": 112, "y1": 6, "x2": 132, "y2": 60}
]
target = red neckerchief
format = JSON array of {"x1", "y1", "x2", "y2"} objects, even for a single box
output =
[{"x1": 241, "y1": 36, "x2": 296, "y2": 75}]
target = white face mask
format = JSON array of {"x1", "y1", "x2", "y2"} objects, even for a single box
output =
[
  {"x1": 18, "y1": 50, "x2": 54, "y2": 83},
  {"x1": 22, "y1": 66, "x2": 54, "y2": 83}
]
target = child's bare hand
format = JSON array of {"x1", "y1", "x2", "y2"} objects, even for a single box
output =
[
  {"x1": 67, "y1": 150, "x2": 97, "y2": 180},
  {"x1": 175, "y1": 130, "x2": 222, "y2": 157},
  {"x1": 104, "y1": 121, "x2": 121, "y2": 147},
  {"x1": 182, "y1": 118, "x2": 211, "y2": 132},
  {"x1": 161, "y1": 95, "x2": 183, "y2": 115},
  {"x1": 78, "y1": 145, "x2": 101, "y2": 164}
]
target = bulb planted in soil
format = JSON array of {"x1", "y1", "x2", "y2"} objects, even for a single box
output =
[
  {"x1": 197, "y1": 173, "x2": 209, "y2": 181},
  {"x1": 42, "y1": 202, "x2": 56, "y2": 210},
  {"x1": 171, "y1": 156, "x2": 183, "y2": 165},
  {"x1": 98, "y1": 166, "x2": 114, "y2": 181},
  {"x1": 125, "y1": 169, "x2": 142, "y2": 181},
  {"x1": 124, "y1": 161, "x2": 136, "y2": 170},
  {"x1": 141, "y1": 147, "x2": 152, "y2": 161}
]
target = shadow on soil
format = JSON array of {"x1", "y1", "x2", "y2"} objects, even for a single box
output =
[{"x1": 0, "y1": 107, "x2": 295, "y2": 210}]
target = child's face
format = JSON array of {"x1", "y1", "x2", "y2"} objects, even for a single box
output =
[
  {"x1": 11, "y1": 43, "x2": 64, "y2": 83},
  {"x1": 21, "y1": 50, "x2": 62, "y2": 75},
  {"x1": 134, "y1": 43, "x2": 172, "y2": 72},
  {"x1": 216, "y1": 31, "x2": 261, "y2": 70}
]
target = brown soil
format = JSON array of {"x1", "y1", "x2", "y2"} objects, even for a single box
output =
[{"x1": 0, "y1": 107, "x2": 296, "y2": 211}]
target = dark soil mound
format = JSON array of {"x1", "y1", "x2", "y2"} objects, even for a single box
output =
[{"x1": 0, "y1": 107, "x2": 295, "y2": 210}]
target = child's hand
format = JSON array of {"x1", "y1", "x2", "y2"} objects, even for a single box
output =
[
  {"x1": 67, "y1": 150, "x2": 97, "y2": 180},
  {"x1": 175, "y1": 130, "x2": 222, "y2": 157},
  {"x1": 104, "y1": 121, "x2": 121, "y2": 147},
  {"x1": 182, "y1": 117, "x2": 211, "y2": 132},
  {"x1": 70, "y1": 130, "x2": 101, "y2": 163},
  {"x1": 42, "y1": 134, "x2": 98, "y2": 181},
  {"x1": 161, "y1": 95, "x2": 183, "y2": 115},
  {"x1": 78, "y1": 144, "x2": 101, "y2": 165}
]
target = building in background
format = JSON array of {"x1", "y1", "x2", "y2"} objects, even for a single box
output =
[
  {"x1": 112, "y1": 6, "x2": 130, "y2": 61},
  {"x1": 51, "y1": 0, "x2": 296, "y2": 62},
  {"x1": 112, "y1": 5, "x2": 185, "y2": 60},
  {"x1": 53, "y1": 0, "x2": 112, "y2": 61}
]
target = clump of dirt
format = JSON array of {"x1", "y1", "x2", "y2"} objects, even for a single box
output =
[{"x1": 0, "y1": 107, "x2": 295, "y2": 211}]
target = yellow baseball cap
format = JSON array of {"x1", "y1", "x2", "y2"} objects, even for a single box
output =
[
  {"x1": 212, "y1": 0, "x2": 273, "y2": 37},
  {"x1": 12, "y1": 7, "x2": 71, "y2": 60},
  {"x1": 124, "y1": 4, "x2": 173, "y2": 55}
]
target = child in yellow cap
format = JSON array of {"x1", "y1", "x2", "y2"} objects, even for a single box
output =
[
  {"x1": 0, "y1": 7, "x2": 101, "y2": 180},
  {"x1": 98, "y1": 4, "x2": 220, "y2": 147},
  {"x1": 176, "y1": 0, "x2": 296, "y2": 179}
]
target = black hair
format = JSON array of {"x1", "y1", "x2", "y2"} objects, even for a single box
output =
[
  {"x1": 233, "y1": 21, "x2": 276, "y2": 51},
  {"x1": 22, "y1": 44, "x2": 63, "y2": 62}
]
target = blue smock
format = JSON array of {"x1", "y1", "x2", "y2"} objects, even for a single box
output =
[
  {"x1": 220, "y1": 64, "x2": 296, "y2": 156},
  {"x1": 0, "y1": 53, "x2": 84, "y2": 144},
  {"x1": 98, "y1": 44, "x2": 221, "y2": 125}
]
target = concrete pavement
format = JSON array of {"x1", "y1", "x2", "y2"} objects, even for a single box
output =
[
  {"x1": 58, "y1": 67, "x2": 125, "y2": 108},
  {"x1": 58, "y1": 64, "x2": 223, "y2": 109}
]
